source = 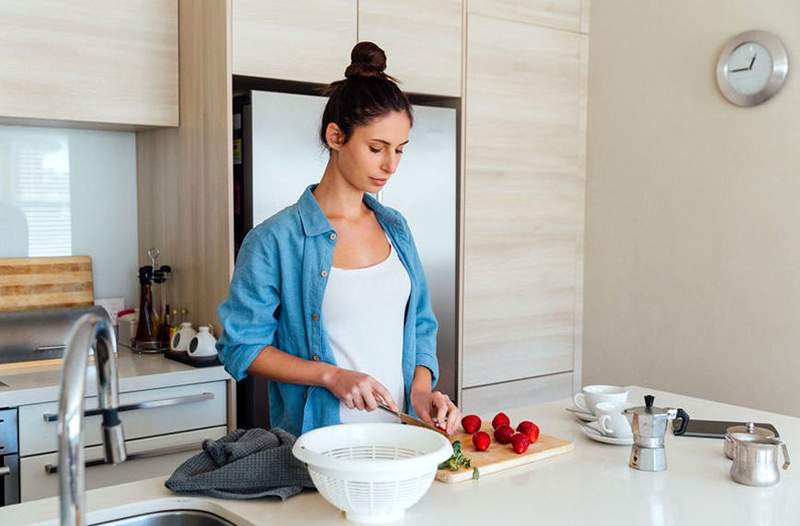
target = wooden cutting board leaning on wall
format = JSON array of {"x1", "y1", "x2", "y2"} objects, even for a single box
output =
[{"x1": 0, "y1": 256, "x2": 94, "y2": 312}]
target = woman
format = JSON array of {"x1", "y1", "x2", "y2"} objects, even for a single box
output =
[{"x1": 217, "y1": 41, "x2": 461, "y2": 438}]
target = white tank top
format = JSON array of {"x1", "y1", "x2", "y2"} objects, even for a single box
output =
[{"x1": 322, "y1": 232, "x2": 411, "y2": 423}]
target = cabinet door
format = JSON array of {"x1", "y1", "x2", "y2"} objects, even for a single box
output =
[
  {"x1": 468, "y1": 0, "x2": 585, "y2": 33},
  {"x1": 462, "y1": 14, "x2": 586, "y2": 389},
  {"x1": 232, "y1": 0, "x2": 357, "y2": 84},
  {"x1": 20, "y1": 426, "x2": 226, "y2": 502},
  {"x1": 358, "y1": 0, "x2": 462, "y2": 97},
  {"x1": 0, "y1": 0, "x2": 178, "y2": 128}
]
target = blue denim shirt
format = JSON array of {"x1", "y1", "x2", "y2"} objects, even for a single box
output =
[{"x1": 216, "y1": 184, "x2": 439, "y2": 437}]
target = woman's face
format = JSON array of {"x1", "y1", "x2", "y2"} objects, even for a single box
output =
[{"x1": 327, "y1": 111, "x2": 411, "y2": 193}]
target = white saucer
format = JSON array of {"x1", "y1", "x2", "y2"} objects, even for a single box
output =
[
  {"x1": 580, "y1": 423, "x2": 634, "y2": 446},
  {"x1": 565, "y1": 406, "x2": 597, "y2": 422}
]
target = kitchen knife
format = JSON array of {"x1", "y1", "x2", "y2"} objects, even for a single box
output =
[{"x1": 377, "y1": 402, "x2": 448, "y2": 436}]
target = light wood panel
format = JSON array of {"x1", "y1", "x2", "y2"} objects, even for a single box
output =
[
  {"x1": 580, "y1": 0, "x2": 591, "y2": 34},
  {"x1": 436, "y1": 424, "x2": 573, "y2": 483},
  {"x1": 232, "y1": 0, "x2": 356, "y2": 84},
  {"x1": 137, "y1": 0, "x2": 233, "y2": 329},
  {"x1": 461, "y1": 372, "x2": 574, "y2": 415},
  {"x1": 468, "y1": 0, "x2": 582, "y2": 33},
  {"x1": 463, "y1": 14, "x2": 585, "y2": 388},
  {"x1": 0, "y1": 0, "x2": 178, "y2": 128},
  {"x1": 0, "y1": 256, "x2": 93, "y2": 312},
  {"x1": 358, "y1": 0, "x2": 462, "y2": 97}
]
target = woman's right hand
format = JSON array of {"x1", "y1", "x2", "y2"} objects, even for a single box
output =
[{"x1": 322, "y1": 367, "x2": 398, "y2": 412}]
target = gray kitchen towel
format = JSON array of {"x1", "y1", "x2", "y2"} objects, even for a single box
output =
[{"x1": 165, "y1": 428, "x2": 315, "y2": 501}]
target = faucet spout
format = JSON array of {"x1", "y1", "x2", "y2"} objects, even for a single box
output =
[{"x1": 58, "y1": 308, "x2": 127, "y2": 526}]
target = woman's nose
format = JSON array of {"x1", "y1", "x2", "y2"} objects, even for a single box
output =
[{"x1": 382, "y1": 152, "x2": 400, "y2": 174}]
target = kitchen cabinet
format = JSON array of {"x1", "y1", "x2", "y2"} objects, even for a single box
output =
[
  {"x1": 232, "y1": 0, "x2": 357, "y2": 84},
  {"x1": 358, "y1": 1, "x2": 462, "y2": 97},
  {"x1": 20, "y1": 426, "x2": 226, "y2": 501},
  {"x1": 468, "y1": 0, "x2": 590, "y2": 33},
  {"x1": 0, "y1": 0, "x2": 178, "y2": 129},
  {"x1": 15, "y1": 378, "x2": 229, "y2": 502},
  {"x1": 461, "y1": 11, "x2": 588, "y2": 406}
]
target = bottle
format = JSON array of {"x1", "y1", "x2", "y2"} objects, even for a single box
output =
[{"x1": 158, "y1": 304, "x2": 172, "y2": 349}]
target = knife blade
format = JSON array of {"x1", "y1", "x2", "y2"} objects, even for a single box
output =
[{"x1": 377, "y1": 402, "x2": 448, "y2": 436}]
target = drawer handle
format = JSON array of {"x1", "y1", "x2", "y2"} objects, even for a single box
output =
[
  {"x1": 0, "y1": 466, "x2": 10, "y2": 477},
  {"x1": 42, "y1": 392, "x2": 215, "y2": 422},
  {"x1": 43, "y1": 442, "x2": 200, "y2": 474}
]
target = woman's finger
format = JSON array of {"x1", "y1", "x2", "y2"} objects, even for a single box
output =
[
  {"x1": 434, "y1": 393, "x2": 450, "y2": 428},
  {"x1": 362, "y1": 388, "x2": 379, "y2": 411},
  {"x1": 352, "y1": 388, "x2": 366, "y2": 410},
  {"x1": 343, "y1": 393, "x2": 354, "y2": 409},
  {"x1": 446, "y1": 402, "x2": 461, "y2": 435},
  {"x1": 416, "y1": 402, "x2": 434, "y2": 426},
  {"x1": 371, "y1": 381, "x2": 398, "y2": 412}
]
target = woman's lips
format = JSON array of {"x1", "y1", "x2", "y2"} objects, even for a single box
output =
[{"x1": 369, "y1": 177, "x2": 388, "y2": 186}]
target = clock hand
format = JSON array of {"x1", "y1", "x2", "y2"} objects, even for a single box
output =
[
  {"x1": 730, "y1": 66, "x2": 750, "y2": 73},
  {"x1": 748, "y1": 54, "x2": 756, "y2": 70}
]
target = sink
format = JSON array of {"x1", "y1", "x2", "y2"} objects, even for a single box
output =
[{"x1": 94, "y1": 509, "x2": 236, "y2": 526}]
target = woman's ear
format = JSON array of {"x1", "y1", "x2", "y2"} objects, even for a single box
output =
[{"x1": 325, "y1": 122, "x2": 345, "y2": 151}]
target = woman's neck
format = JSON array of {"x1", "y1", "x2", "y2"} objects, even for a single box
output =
[{"x1": 313, "y1": 160, "x2": 368, "y2": 221}]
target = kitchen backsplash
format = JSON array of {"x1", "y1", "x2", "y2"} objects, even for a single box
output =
[{"x1": 0, "y1": 125, "x2": 139, "y2": 307}]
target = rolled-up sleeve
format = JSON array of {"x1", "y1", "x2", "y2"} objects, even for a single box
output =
[
  {"x1": 401, "y1": 216, "x2": 440, "y2": 388},
  {"x1": 216, "y1": 230, "x2": 281, "y2": 381}
]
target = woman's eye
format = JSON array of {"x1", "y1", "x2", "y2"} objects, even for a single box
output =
[
  {"x1": 369, "y1": 147, "x2": 381, "y2": 153},
  {"x1": 396, "y1": 150, "x2": 404, "y2": 155}
]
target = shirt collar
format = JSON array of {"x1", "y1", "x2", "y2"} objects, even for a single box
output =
[{"x1": 296, "y1": 184, "x2": 402, "y2": 237}]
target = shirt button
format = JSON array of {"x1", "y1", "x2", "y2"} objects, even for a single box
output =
[
  {"x1": 311, "y1": 313, "x2": 320, "y2": 321},
  {"x1": 312, "y1": 355, "x2": 321, "y2": 362},
  {"x1": 320, "y1": 269, "x2": 328, "y2": 277},
  {"x1": 329, "y1": 233, "x2": 337, "y2": 240}
]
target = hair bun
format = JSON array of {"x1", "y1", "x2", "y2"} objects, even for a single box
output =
[{"x1": 345, "y1": 41, "x2": 387, "y2": 80}]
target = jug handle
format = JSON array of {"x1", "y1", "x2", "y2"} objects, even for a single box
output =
[
  {"x1": 673, "y1": 408, "x2": 690, "y2": 435},
  {"x1": 781, "y1": 441, "x2": 791, "y2": 470}
]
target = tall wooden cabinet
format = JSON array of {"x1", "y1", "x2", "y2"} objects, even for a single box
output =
[{"x1": 461, "y1": 2, "x2": 589, "y2": 413}]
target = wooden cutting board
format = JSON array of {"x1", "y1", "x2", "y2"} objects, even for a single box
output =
[
  {"x1": 0, "y1": 256, "x2": 94, "y2": 312},
  {"x1": 436, "y1": 423, "x2": 574, "y2": 483}
]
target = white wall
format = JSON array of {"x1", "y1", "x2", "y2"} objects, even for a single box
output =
[{"x1": 584, "y1": 0, "x2": 800, "y2": 415}]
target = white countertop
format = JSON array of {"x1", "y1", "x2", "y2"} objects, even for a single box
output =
[
  {"x1": 2, "y1": 386, "x2": 797, "y2": 525},
  {"x1": 0, "y1": 349, "x2": 230, "y2": 407}
]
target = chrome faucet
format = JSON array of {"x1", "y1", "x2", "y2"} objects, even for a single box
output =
[{"x1": 58, "y1": 309, "x2": 127, "y2": 526}]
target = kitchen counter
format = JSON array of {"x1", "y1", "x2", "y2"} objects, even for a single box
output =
[
  {"x1": 0, "y1": 349, "x2": 230, "y2": 407},
  {"x1": 2, "y1": 386, "x2": 797, "y2": 525}
]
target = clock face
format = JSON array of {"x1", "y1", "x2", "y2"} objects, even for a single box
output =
[{"x1": 725, "y1": 42, "x2": 773, "y2": 95}]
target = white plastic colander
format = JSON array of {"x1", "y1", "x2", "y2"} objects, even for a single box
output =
[{"x1": 292, "y1": 423, "x2": 453, "y2": 524}]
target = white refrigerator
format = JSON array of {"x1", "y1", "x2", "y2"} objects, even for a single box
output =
[{"x1": 233, "y1": 90, "x2": 457, "y2": 429}]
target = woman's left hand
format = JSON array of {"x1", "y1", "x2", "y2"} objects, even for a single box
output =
[{"x1": 410, "y1": 390, "x2": 461, "y2": 436}]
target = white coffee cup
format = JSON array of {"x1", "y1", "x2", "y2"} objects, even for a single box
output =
[
  {"x1": 595, "y1": 401, "x2": 633, "y2": 438},
  {"x1": 171, "y1": 322, "x2": 197, "y2": 352},
  {"x1": 573, "y1": 385, "x2": 629, "y2": 414},
  {"x1": 188, "y1": 326, "x2": 218, "y2": 358}
]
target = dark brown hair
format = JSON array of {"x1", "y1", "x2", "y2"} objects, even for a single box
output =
[{"x1": 318, "y1": 42, "x2": 413, "y2": 150}]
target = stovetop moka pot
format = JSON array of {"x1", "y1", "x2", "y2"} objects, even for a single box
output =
[{"x1": 624, "y1": 395, "x2": 689, "y2": 471}]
